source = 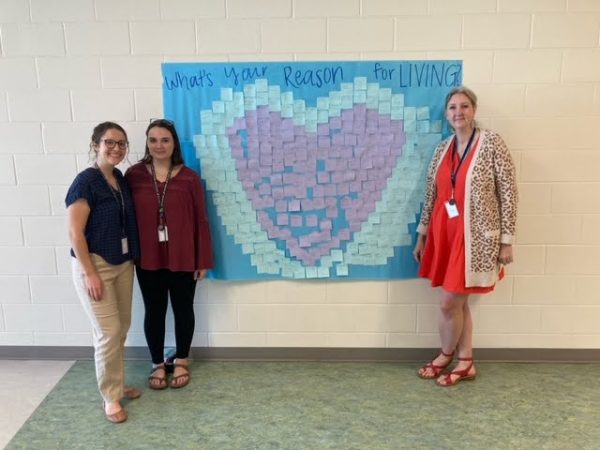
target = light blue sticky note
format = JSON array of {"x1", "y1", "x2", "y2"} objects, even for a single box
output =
[
  {"x1": 293, "y1": 99, "x2": 305, "y2": 112},
  {"x1": 378, "y1": 102, "x2": 391, "y2": 115},
  {"x1": 317, "y1": 97, "x2": 329, "y2": 110},
  {"x1": 293, "y1": 268, "x2": 306, "y2": 279},
  {"x1": 320, "y1": 256, "x2": 332, "y2": 268},
  {"x1": 317, "y1": 110, "x2": 329, "y2": 123},
  {"x1": 339, "y1": 96, "x2": 351, "y2": 109},
  {"x1": 417, "y1": 120, "x2": 430, "y2": 133},
  {"x1": 221, "y1": 88, "x2": 233, "y2": 102},
  {"x1": 243, "y1": 84, "x2": 256, "y2": 98},
  {"x1": 282, "y1": 105, "x2": 293, "y2": 118},
  {"x1": 404, "y1": 107, "x2": 416, "y2": 120},
  {"x1": 244, "y1": 97, "x2": 257, "y2": 110},
  {"x1": 255, "y1": 79, "x2": 268, "y2": 92},
  {"x1": 256, "y1": 92, "x2": 268, "y2": 105},
  {"x1": 241, "y1": 242, "x2": 254, "y2": 254},
  {"x1": 212, "y1": 101, "x2": 225, "y2": 113},
  {"x1": 354, "y1": 77, "x2": 367, "y2": 90},
  {"x1": 340, "y1": 83, "x2": 353, "y2": 93},
  {"x1": 336, "y1": 264, "x2": 349, "y2": 276},
  {"x1": 431, "y1": 120, "x2": 442, "y2": 133},
  {"x1": 331, "y1": 249, "x2": 343, "y2": 262},
  {"x1": 391, "y1": 94, "x2": 404, "y2": 108},
  {"x1": 317, "y1": 267, "x2": 330, "y2": 278},
  {"x1": 353, "y1": 91, "x2": 367, "y2": 103},
  {"x1": 281, "y1": 91, "x2": 293, "y2": 105},
  {"x1": 306, "y1": 267, "x2": 318, "y2": 279},
  {"x1": 417, "y1": 107, "x2": 429, "y2": 120},
  {"x1": 404, "y1": 119, "x2": 417, "y2": 133},
  {"x1": 379, "y1": 88, "x2": 392, "y2": 101}
]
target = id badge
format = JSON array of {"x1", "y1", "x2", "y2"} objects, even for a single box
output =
[
  {"x1": 158, "y1": 226, "x2": 169, "y2": 242},
  {"x1": 444, "y1": 200, "x2": 459, "y2": 219},
  {"x1": 121, "y1": 237, "x2": 129, "y2": 254}
]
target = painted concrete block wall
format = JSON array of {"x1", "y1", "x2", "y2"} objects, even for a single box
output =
[{"x1": 1, "y1": 0, "x2": 599, "y2": 349}]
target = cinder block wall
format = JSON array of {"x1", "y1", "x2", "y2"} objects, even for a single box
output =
[{"x1": 1, "y1": 0, "x2": 599, "y2": 349}]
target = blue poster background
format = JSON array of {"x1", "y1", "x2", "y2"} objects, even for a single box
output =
[{"x1": 161, "y1": 60, "x2": 462, "y2": 280}]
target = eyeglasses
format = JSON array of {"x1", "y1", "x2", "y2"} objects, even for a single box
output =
[
  {"x1": 149, "y1": 118, "x2": 175, "y2": 126},
  {"x1": 102, "y1": 139, "x2": 129, "y2": 150}
]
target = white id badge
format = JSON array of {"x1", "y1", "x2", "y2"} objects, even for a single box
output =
[
  {"x1": 158, "y1": 226, "x2": 169, "y2": 242},
  {"x1": 444, "y1": 201, "x2": 459, "y2": 219},
  {"x1": 121, "y1": 237, "x2": 129, "y2": 254}
]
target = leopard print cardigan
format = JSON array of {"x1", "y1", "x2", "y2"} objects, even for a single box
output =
[{"x1": 416, "y1": 129, "x2": 518, "y2": 287}]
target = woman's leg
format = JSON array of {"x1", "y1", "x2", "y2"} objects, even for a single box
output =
[
  {"x1": 168, "y1": 271, "x2": 197, "y2": 360},
  {"x1": 168, "y1": 271, "x2": 197, "y2": 387},
  {"x1": 419, "y1": 289, "x2": 468, "y2": 378},
  {"x1": 135, "y1": 267, "x2": 169, "y2": 365},
  {"x1": 439, "y1": 290, "x2": 469, "y2": 354},
  {"x1": 73, "y1": 255, "x2": 125, "y2": 415}
]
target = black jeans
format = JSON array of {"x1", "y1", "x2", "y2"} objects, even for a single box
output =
[{"x1": 135, "y1": 267, "x2": 197, "y2": 365}]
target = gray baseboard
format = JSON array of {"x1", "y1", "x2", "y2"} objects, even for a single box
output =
[{"x1": 1, "y1": 346, "x2": 600, "y2": 362}]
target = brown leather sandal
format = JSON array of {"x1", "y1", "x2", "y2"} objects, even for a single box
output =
[
  {"x1": 103, "y1": 401, "x2": 127, "y2": 424},
  {"x1": 123, "y1": 386, "x2": 142, "y2": 399},
  {"x1": 169, "y1": 363, "x2": 190, "y2": 389},
  {"x1": 148, "y1": 365, "x2": 168, "y2": 390}
]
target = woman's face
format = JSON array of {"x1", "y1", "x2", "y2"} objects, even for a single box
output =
[
  {"x1": 94, "y1": 128, "x2": 128, "y2": 168},
  {"x1": 445, "y1": 93, "x2": 477, "y2": 131},
  {"x1": 147, "y1": 126, "x2": 174, "y2": 163}
]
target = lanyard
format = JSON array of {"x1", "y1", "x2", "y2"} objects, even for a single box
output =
[
  {"x1": 98, "y1": 168, "x2": 126, "y2": 236},
  {"x1": 450, "y1": 127, "x2": 477, "y2": 191},
  {"x1": 150, "y1": 163, "x2": 173, "y2": 230}
]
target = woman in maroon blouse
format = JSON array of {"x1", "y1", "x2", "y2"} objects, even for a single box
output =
[{"x1": 126, "y1": 119, "x2": 214, "y2": 389}]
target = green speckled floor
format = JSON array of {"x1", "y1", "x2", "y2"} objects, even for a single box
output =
[{"x1": 6, "y1": 361, "x2": 600, "y2": 449}]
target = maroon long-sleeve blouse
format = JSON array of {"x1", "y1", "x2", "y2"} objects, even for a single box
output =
[{"x1": 125, "y1": 162, "x2": 214, "y2": 272}]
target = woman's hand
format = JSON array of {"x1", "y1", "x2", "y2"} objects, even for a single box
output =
[
  {"x1": 195, "y1": 269, "x2": 208, "y2": 281},
  {"x1": 84, "y1": 271, "x2": 104, "y2": 301},
  {"x1": 498, "y1": 244, "x2": 513, "y2": 265},
  {"x1": 413, "y1": 234, "x2": 426, "y2": 263}
]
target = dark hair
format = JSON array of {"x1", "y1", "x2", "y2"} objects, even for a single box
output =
[
  {"x1": 89, "y1": 121, "x2": 128, "y2": 161},
  {"x1": 141, "y1": 119, "x2": 185, "y2": 166}
]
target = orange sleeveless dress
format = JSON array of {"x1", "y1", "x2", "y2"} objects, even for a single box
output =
[{"x1": 419, "y1": 138, "x2": 501, "y2": 294}]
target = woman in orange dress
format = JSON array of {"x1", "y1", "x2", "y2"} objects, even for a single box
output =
[{"x1": 413, "y1": 86, "x2": 518, "y2": 386}]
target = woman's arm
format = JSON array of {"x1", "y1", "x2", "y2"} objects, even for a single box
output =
[{"x1": 67, "y1": 199, "x2": 103, "y2": 301}]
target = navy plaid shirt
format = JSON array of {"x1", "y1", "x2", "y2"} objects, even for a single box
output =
[{"x1": 66, "y1": 167, "x2": 140, "y2": 265}]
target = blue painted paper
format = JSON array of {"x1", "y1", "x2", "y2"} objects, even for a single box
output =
[{"x1": 161, "y1": 60, "x2": 462, "y2": 280}]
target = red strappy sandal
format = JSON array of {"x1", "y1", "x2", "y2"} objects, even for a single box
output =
[
  {"x1": 417, "y1": 350, "x2": 455, "y2": 379},
  {"x1": 436, "y1": 357, "x2": 477, "y2": 387}
]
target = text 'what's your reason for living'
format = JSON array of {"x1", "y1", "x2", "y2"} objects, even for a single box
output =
[{"x1": 164, "y1": 62, "x2": 462, "y2": 91}]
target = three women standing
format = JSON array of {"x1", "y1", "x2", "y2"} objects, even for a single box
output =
[
  {"x1": 66, "y1": 122, "x2": 141, "y2": 423},
  {"x1": 126, "y1": 119, "x2": 214, "y2": 390},
  {"x1": 413, "y1": 87, "x2": 518, "y2": 386}
]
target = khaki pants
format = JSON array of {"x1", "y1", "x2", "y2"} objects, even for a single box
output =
[{"x1": 72, "y1": 254, "x2": 134, "y2": 402}]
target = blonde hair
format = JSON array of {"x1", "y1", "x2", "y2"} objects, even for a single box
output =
[{"x1": 445, "y1": 86, "x2": 478, "y2": 110}]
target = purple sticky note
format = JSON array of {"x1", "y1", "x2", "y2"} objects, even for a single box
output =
[
  {"x1": 290, "y1": 215, "x2": 303, "y2": 227},
  {"x1": 306, "y1": 215, "x2": 318, "y2": 227},
  {"x1": 288, "y1": 199, "x2": 301, "y2": 212},
  {"x1": 277, "y1": 214, "x2": 289, "y2": 226}
]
